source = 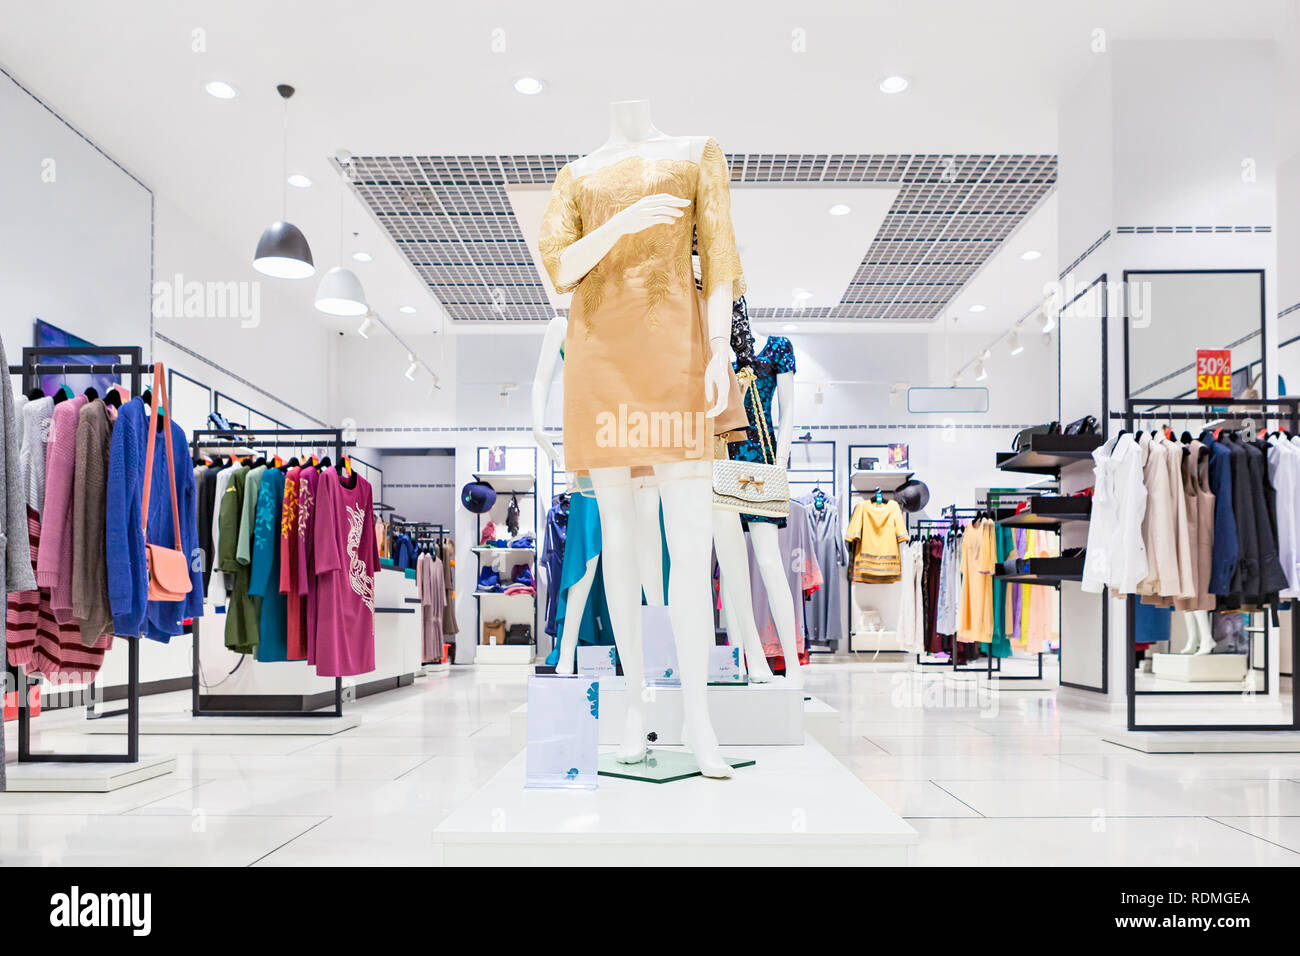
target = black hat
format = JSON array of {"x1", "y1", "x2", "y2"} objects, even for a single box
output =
[
  {"x1": 460, "y1": 480, "x2": 497, "y2": 514},
  {"x1": 895, "y1": 479, "x2": 930, "y2": 513}
]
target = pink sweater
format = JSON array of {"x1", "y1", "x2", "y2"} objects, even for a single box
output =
[{"x1": 37, "y1": 395, "x2": 87, "y2": 623}]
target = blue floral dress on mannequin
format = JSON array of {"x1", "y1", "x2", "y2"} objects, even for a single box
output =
[{"x1": 729, "y1": 334, "x2": 796, "y2": 530}]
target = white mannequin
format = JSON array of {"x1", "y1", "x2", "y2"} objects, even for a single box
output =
[
  {"x1": 539, "y1": 100, "x2": 734, "y2": 778},
  {"x1": 715, "y1": 338, "x2": 806, "y2": 687},
  {"x1": 1178, "y1": 610, "x2": 1216, "y2": 655},
  {"x1": 532, "y1": 314, "x2": 774, "y2": 683}
]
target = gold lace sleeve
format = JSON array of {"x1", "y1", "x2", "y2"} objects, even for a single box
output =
[
  {"x1": 538, "y1": 165, "x2": 583, "y2": 294},
  {"x1": 695, "y1": 138, "x2": 745, "y2": 302}
]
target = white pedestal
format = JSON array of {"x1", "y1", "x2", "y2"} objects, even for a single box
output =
[
  {"x1": 3, "y1": 755, "x2": 175, "y2": 792},
  {"x1": 475, "y1": 643, "x2": 535, "y2": 665},
  {"x1": 1151, "y1": 652, "x2": 1248, "y2": 682},
  {"x1": 509, "y1": 682, "x2": 815, "y2": 750},
  {"x1": 81, "y1": 712, "x2": 361, "y2": 736},
  {"x1": 431, "y1": 736, "x2": 916, "y2": 866},
  {"x1": 851, "y1": 630, "x2": 904, "y2": 653}
]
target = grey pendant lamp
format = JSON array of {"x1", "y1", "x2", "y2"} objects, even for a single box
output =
[{"x1": 253, "y1": 84, "x2": 315, "y2": 279}]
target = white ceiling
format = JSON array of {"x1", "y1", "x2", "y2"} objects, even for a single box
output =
[{"x1": 0, "y1": 0, "x2": 1293, "y2": 339}]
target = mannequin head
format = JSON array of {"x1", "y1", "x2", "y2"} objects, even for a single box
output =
[{"x1": 606, "y1": 99, "x2": 660, "y2": 145}]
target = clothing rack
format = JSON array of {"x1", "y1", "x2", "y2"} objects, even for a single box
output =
[
  {"x1": 189, "y1": 427, "x2": 354, "y2": 719},
  {"x1": 1112, "y1": 396, "x2": 1300, "y2": 732},
  {"x1": 5, "y1": 347, "x2": 150, "y2": 766}
]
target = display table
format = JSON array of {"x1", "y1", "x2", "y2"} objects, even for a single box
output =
[
  {"x1": 1150, "y1": 652, "x2": 1248, "y2": 682},
  {"x1": 431, "y1": 736, "x2": 917, "y2": 866}
]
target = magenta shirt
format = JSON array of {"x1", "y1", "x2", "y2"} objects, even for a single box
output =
[
  {"x1": 311, "y1": 469, "x2": 379, "y2": 677},
  {"x1": 296, "y1": 466, "x2": 320, "y2": 664}
]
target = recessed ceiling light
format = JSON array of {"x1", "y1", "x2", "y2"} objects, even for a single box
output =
[
  {"x1": 399, "y1": 305, "x2": 417, "y2": 314},
  {"x1": 1020, "y1": 249, "x2": 1042, "y2": 261},
  {"x1": 514, "y1": 76, "x2": 544, "y2": 95},
  {"x1": 783, "y1": 323, "x2": 797, "y2": 332},
  {"x1": 968, "y1": 304, "x2": 987, "y2": 313},
  {"x1": 792, "y1": 288, "x2": 814, "y2": 300},
  {"x1": 878, "y1": 75, "x2": 909, "y2": 94},
  {"x1": 828, "y1": 203, "x2": 852, "y2": 216},
  {"x1": 205, "y1": 80, "x2": 238, "y2": 100},
  {"x1": 287, "y1": 173, "x2": 312, "y2": 188},
  {"x1": 352, "y1": 251, "x2": 372, "y2": 262}
]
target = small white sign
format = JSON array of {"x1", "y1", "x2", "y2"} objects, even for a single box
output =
[
  {"x1": 576, "y1": 644, "x2": 618, "y2": 679},
  {"x1": 525, "y1": 675, "x2": 599, "y2": 790},
  {"x1": 708, "y1": 645, "x2": 745, "y2": 684},
  {"x1": 642, "y1": 606, "x2": 680, "y2": 687}
]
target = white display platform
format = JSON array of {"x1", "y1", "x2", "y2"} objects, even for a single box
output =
[
  {"x1": 475, "y1": 643, "x2": 535, "y2": 665},
  {"x1": 3, "y1": 755, "x2": 175, "y2": 792},
  {"x1": 509, "y1": 681, "x2": 817, "y2": 750},
  {"x1": 80, "y1": 712, "x2": 361, "y2": 736},
  {"x1": 431, "y1": 736, "x2": 916, "y2": 865},
  {"x1": 1103, "y1": 730, "x2": 1300, "y2": 753},
  {"x1": 1151, "y1": 652, "x2": 1248, "y2": 682},
  {"x1": 851, "y1": 630, "x2": 905, "y2": 653}
]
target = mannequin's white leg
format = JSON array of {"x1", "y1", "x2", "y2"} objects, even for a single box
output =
[
  {"x1": 554, "y1": 555, "x2": 598, "y2": 676},
  {"x1": 656, "y1": 460, "x2": 731, "y2": 779},
  {"x1": 632, "y1": 484, "x2": 666, "y2": 606},
  {"x1": 588, "y1": 470, "x2": 648, "y2": 763},
  {"x1": 1177, "y1": 610, "x2": 1201, "y2": 655},
  {"x1": 712, "y1": 509, "x2": 773, "y2": 682},
  {"x1": 748, "y1": 522, "x2": 806, "y2": 688},
  {"x1": 1193, "y1": 610, "x2": 1216, "y2": 655}
]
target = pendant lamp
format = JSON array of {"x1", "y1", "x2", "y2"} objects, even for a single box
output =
[
  {"x1": 315, "y1": 190, "x2": 368, "y2": 316},
  {"x1": 253, "y1": 84, "x2": 315, "y2": 279}
]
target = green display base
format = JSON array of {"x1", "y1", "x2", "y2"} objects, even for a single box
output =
[
  {"x1": 707, "y1": 679, "x2": 749, "y2": 687},
  {"x1": 597, "y1": 750, "x2": 756, "y2": 783}
]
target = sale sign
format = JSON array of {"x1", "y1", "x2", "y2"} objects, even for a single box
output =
[{"x1": 1196, "y1": 349, "x2": 1232, "y2": 399}]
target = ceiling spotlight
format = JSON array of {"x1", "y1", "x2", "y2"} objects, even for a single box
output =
[
  {"x1": 514, "y1": 76, "x2": 544, "y2": 95},
  {"x1": 1040, "y1": 310, "x2": 1057, "y2": 334},
  {"x1": 828, "y1": 203, "x2": 852, "y2": 216},
  {"x1": 968, "y1": 304, "x2": 987, "y2": 313},
  {"x1": 814, "y1": 387, "x2": 825, "y2": 405},
  {"x1": 205, "y1": 80, "x2": 237, "y2": 99},
  {"x1": 356, "y1": 315, "x2": 373, "y2": 339},
  {"x1": 878, "y1": 75, "x2": 909, "y2": 94},
  {"x1": 975, "y1": 360, "x2": 988, "y2": 382},
  {"x1": 1042, "y1": 330, "x2": 1054, "y2": 345},
  {"x1": 889, "y1": 384, "x2": 902, "y2": 406},
  {"x1": 1009, "y1": 331, "x2": 1024, "y2": 356},
  {"x1": 404, "y1": 354, "x2": 418, "y2": 381},
  {"x1": 334, "y1": 149, "x2": 354, "y2": 166},
  {"x1": 399, "y1": 305, "x2": 417, "y2": 314},
  {"x1": 1020, "y1": 249, "x2": 1042, "y2": 261},
  {"x1": 315, "y1": 266, "x2": 368, "y2": 317},
  {"x1": 980, "y1": 349, "x2": 992, "y2": 361},
  {"x1": 352, "y1": 251, "x2": 372, "y2": 262},
  {"x1": 287, "y1": 173, "x2": 312, "y2": 188},
  {"x1": 792, "y1": 288, "x2": 814, "y2": 300},
  {"x1": 951, "y1": 372, "x2": 962, "y2": 386},
  {"x1": 783, "y1": 323, "x2": 798, "y2": 332}
]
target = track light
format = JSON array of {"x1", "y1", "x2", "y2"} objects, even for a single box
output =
[
  {"x1": 975, "y1": 360, "x2": 988, "y2": 382},
  {"x1": 356, "y1": 315, "x2": 373, "y2": 339},
  {"x1": 1040, "y1": 310, "x2": 1057, "y2": 334},
  {"x1": 404, "y1": 354, "x2": 418, "y2": 381},
  {"x1": 1009, "y1": 331, "x2": 1024, "y2": 356}
]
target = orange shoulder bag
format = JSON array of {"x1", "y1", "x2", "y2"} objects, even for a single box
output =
[{"x1": 141, "y1": 363, "x2": 193, "y2": 601}]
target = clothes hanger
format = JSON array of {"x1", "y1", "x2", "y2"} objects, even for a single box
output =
[
  {"x1": 83, "y1": 386, "x2": 98, "y2": 400},
  {"x1": 25, "y1": 386, "x2": 44, "y2": 400}
]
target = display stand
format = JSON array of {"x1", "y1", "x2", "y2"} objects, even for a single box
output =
[
  {"x1": 188, "y1": 427, "x2": 352, "y2": 720},
  {"x1": 3, "y1": 347, "x2": 175, "y2": 791},
  {"x1": 1108, "y1": 398, "x2": 1300, "y2": 734},
  {"x1": 472, "y1": 446, "x2": 538, "y2": 664},
  {"x1": 845, "y1": 444, "x2": 915, "y2": 656}
]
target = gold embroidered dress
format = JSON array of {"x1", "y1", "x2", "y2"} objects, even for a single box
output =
[{"x1": 538, "y1": 138, "x2": 744, "y2": 472}]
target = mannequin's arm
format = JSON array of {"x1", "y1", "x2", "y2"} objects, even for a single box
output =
[
  {"x1": 531, "y1": 315, "x2": 566, "y2": 467},
  {"x1": 772, "y1": 371, "x2": 794, "y2": 467},
  {"x1": 703, "y1": 285, "x2": 731, "y2": 417},
  {"x1": 551, "y1": 194, "x2": 690, "y2": 291}
]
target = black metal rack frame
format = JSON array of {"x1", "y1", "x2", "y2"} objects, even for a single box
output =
[
  {"x1": 1113, "y1": 397, "x2": 1300, "y2": 732},
  {"x1": 189, "y1": 427, "x2": 354, "y2": 719},
  {"x1": 4, "y1": 347, "x2": 150, "y2": 764}
]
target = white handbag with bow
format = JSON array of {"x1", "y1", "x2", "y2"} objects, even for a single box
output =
[{"x1": 713, "y1": 368, "x2": 790, "y2": 518}]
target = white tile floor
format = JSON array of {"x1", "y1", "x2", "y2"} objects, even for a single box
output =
[{"x1": 2, "y1": 659, "x2": 1299, "y2": 865}]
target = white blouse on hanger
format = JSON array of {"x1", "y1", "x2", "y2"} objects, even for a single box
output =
[{"x1": 1082, "y1": 432, "x2": 1149, "y2": 595}]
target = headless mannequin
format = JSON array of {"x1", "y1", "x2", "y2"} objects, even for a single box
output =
[
  {"x1": 1179, "y1": 610, "x2": 1216, "y2": 655},
  {"x1": 715, "y1": 338, "x2": 806, "y2": 687},
  {"x1": 532, "y1": 315, "x2": 774, "y2": 683},
  {"x1": 541, "y1": 100, "x2": 733, "y2": 778}
]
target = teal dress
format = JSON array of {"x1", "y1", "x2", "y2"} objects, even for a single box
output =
[{"x1": 249, "y1": 468, "x2": 288, "y2": 662}]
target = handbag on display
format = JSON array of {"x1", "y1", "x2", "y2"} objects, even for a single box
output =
[
  {"x1": 481, "y1": 619, "x2": 507, "y2": 646},
  {"x1": 856, "y1": 456, "x2": 880, "y2": 471},
  {"x1": 1062, "y1": 414, "x2": 1098, "y2": 436},
  {"x1": 141, "y1": 362, "x2": 193, "y2": 602},
  {"x1": 504, "y1": 623, "x2": 532, "y2": 645},
  {"x1": 1011, "y1": 421, "x2": 1060, "y2": 452},
  {"x1": 713, "y1": 369, "x2": 790, "y2": 518}
]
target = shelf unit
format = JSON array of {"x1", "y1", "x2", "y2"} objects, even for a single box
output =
[
  {"x1": 995, "y1": 495, "x2": 1092, "y2": 529},
  {"x1": 472, "y1": 452, "x2": 538, "y2": 665},
  {"x1": 995, "y1": 433, "x2": 1103, "y2": 476}
]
